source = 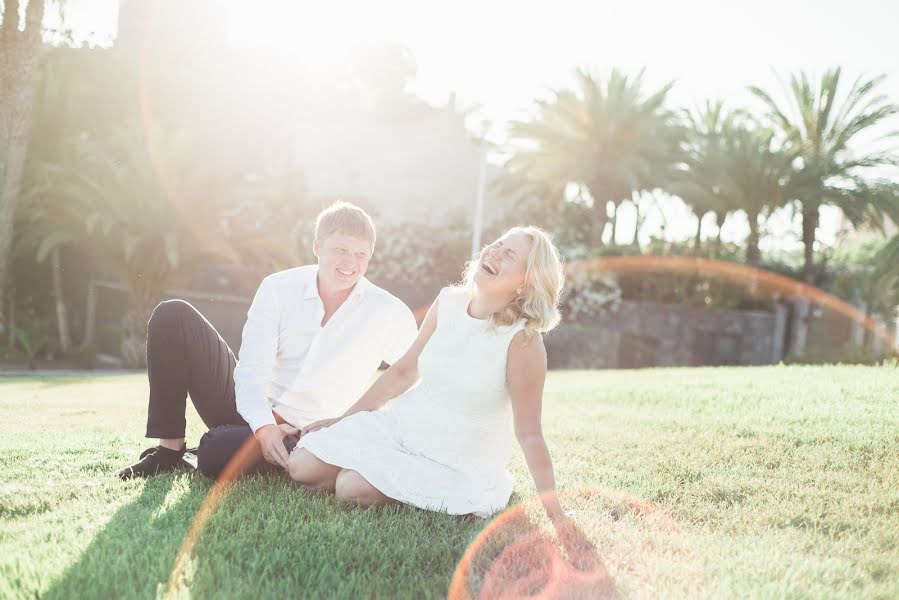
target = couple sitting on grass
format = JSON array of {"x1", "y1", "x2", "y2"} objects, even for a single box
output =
[{"x1": 117, "y1": 201, "x2": 567, "y2": 521}]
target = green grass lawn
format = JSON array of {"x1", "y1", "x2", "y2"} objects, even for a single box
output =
[{"x1": 1, "y1": 366, "x2": 898, "y2": 599}]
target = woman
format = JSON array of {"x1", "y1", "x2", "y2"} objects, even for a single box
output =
[{"x1": 287, "y1": 226, "x2": 566, "y2": 520}]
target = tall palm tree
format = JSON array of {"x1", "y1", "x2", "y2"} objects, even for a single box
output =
[
  {"x1": 0, "y1": 0, "x2": 46, "y2": 338},
  {"x1": 718, "y1": 121, "x2": 794, "y2": 265},
  {"x1": 669, "y1": 100, "x2": 738, "y2": 254},
  {"x1": 15, "y1": 48, "x2": 89, "y2": 353},
  {"x1": 503, "y1": 68, "x2": 684, "y2": 248},
  {"x1": 750, "y1": 68, "x2": 899, "y2": 281}
]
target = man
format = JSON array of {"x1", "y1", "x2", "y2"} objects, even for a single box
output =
[{"x1": 116, "y1": 201, "x2": 418, "y2": 479}]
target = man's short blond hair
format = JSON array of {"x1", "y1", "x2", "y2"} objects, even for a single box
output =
[{"x1": 314, "y1": 201, "x2": 376, "y2": 250}]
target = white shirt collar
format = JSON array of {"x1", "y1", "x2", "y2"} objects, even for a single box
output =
[{"x1": 303, "y1": 266, "x2": 368, "y2": 302}]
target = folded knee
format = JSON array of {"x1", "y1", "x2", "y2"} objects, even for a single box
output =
[
  {"x1": 149, "y1": 299, "x2": 194, "y2": 330},
  {"x1": 335, "y1": 470, "x2": 375, "y2": 505},
  {"x1": 286, "y1": 454, "x2": 309, "y2": 483},
  {"x1": 196, "y1": 425, "x2": 252, "y2": 479},
  {"x1": 287, "y1": 451, "x2": 331, "y2": 491}
]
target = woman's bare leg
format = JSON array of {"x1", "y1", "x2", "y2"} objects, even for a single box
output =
[
  {"x1": 334, "y1": 469, "x2": 400, "y2": 507},
  {"x1": 287, "y1": 449, "x2": 341, "y2": 492}
]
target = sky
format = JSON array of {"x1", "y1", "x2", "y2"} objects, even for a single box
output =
[{"x1": 45, "y1": 0, "x2": 899, "y2": 253}]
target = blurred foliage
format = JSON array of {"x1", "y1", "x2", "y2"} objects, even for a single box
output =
[
  {"x1": 823, "y1": 238, "x2": 898, "y2": 322},
  {"x1": 502, "y1": 68, "x2": 684, "y2": 248},
  {"x1": 3, "y1": 38, "x2": 898, "y2": 367},
  {"x1": 784, "y1": 342, "x2": 897, "y2": 366},
  {"x1": 749, "y1": 68, "x2": 899, "y2": 281}
]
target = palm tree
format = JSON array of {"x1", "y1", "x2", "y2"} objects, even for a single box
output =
[
  {"x1": 43, "y1": 123, "x2": 297, "y2": 366},
  {"x1": 669, "y1": 100, "x2": 738, "y2": 254},
  {"x1": 0, "y1": 0, "x2": 46, "y2": 338},
  {"x1": 718, "y1": 121, "x2": 794, "y2": 265},
  {"x1": 15, "y1": 49, "x2": 88, "y2": 354},
  {"x1": 16, "y1": 161, "x2": 78, "y2": 352},
  {"x1": 503, "y1": 68, "x2": 684, "y2": 248},
  {"x1": 749, "y1": 68, "x2": 899, "y2": 281}
]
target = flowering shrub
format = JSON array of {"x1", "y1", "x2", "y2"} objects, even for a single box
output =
[
  {"x1": 559, "y1": 269, "x2": 621, "y2": 321},
  {"x1": 365, "y1": 222, "x2": 471, "y2": 307}
]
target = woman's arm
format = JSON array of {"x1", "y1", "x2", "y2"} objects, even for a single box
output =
[
  {"x1": 301, "y1": 295, "x2": 440, "y2": 435},
  {"x1": 508, "y1": 330, "x2": 564, "y2": 521}
]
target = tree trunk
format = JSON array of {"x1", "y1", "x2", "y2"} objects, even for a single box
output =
[
  {"x1": 0, "y1": 0, "x2": 46, "y2": 336},
  {"x1": 714, "y1": 211, "x2": 725, "y2": 258},
  {"x1": 5, "y1": 287, "x2": 13, "y2": 347},
  {"x1": 746, "y1": 212, "x2": 761, "y2": 266},
  {"x1": 50, "y1": 246, "x2": 72, "y2": 353},
  {"x1": 609, "y1": 202, "x2": 619, "y2": 246},
  {"x1": 631, "y1": 192, "x2": 642, "y2": 246},
  {"x1": 120, "y1": 297, "x2": 157, "y2": 368},
  {"x1": 801, "y1": 202, "x2": 820, "y2": 283},
  {"x1": 693, "y1": 212, "x2": 704, "y2": 254},
  {"x1": 82, "y1": 277, "x2": 97, "y2": 347},
  {"x1": 589, "y1": 195, "x2": 609, "y2": 250},
  {"x1": 745, "y1": 212, "x2": 761, "y2": 296}
]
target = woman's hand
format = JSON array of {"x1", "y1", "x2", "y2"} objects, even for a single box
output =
[
  {"x1": 552, "y1": 516, "x2": 607, "y2": 576},
  {"x1": 300, "y1": 417, "x2": 342, "y2": 437}
]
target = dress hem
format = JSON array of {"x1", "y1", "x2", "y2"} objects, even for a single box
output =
[{"x1": 298, "y1": 439, "x2": 507, "y2": 518}]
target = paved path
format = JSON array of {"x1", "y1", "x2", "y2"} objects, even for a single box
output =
[{"x1": 0, "y1": 369, "x2": 143, "y2": 377}]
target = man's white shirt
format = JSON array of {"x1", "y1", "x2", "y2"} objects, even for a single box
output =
[{"x1": 233, "y1": 265, "x2": 419, "y2": 432}]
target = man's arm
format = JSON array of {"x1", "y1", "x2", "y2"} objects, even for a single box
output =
[{"x1": 233, "y1": 277, "x2": 280, "y2": 433}]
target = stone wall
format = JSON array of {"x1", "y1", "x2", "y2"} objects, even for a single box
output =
[
  {"x1": 95, "y1": 285, "x2": 799, "y2": 369},
  {"x1": 546, "y1": 300, "x2": 787, "y2": 369}
]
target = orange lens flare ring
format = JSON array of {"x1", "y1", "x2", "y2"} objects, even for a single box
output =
[
  {"x1": 568, "y1": 255, "x2": 895, "y2": 347},
  {"x1": 448, "y1": 488, "x2": 691, "y2": 599},
  {"x1": 138, "y1": 5, "x2": 239, "y2": 267},
  {"x1": 414, "y1": 256, "x2": 895, "y2": 349}
]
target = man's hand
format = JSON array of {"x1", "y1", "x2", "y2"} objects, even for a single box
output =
[
  {"x1": 255, "y1": 423, "x2": 297, "y2": 468},
  {"x1": 300, "y1": 417, "x2": 342, "y2": 437}
]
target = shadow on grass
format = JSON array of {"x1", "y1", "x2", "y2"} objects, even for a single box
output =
[
  {"x1": 42, "y1": 473, "x2": 211, "y2": 600},
  {"x1": 40, "y1": 475, "x2": 532, "y2": 598}
]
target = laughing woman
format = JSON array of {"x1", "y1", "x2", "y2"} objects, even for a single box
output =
[{"x1": 287, "y1": 226, "x2": 566, "y2": 520}]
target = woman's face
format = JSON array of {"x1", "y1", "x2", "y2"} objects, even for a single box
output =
[{"x1": 473, "y1": 231, "x2": 531, "y2": 296}]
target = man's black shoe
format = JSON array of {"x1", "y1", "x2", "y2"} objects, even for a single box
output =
[
  {"x1": 116, "y1": 445, "x2": 189, "y2": 480},
  {"x1": 139, "y1": 445, "x2": 198, "y2": 459},
  {"x1": 181, "y1": 448, "x2": 198, "y2": 470}
]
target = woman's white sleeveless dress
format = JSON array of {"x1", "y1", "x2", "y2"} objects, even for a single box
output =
[{"x1": 296, "y1": 286, "x2": 526, "y2": 517}]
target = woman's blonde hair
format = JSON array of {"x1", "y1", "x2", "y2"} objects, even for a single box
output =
[{"x1": 461, "y1": 226, "x2": 565, "y2": 337}]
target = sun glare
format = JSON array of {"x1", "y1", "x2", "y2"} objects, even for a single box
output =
[{"x1": 225, "y1": 0, "x2": 403, "y2": 56}]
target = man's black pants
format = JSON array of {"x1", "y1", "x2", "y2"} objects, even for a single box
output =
[{"x1": 145, "y1": 299, "x2": 297, "y2": 479}]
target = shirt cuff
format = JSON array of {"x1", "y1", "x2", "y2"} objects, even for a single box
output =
[{"x1": 244, "y1": 408, "x2": 277, "y2": 434}]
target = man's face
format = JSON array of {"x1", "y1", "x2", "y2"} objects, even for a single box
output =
[{"x1": 313, "y1": 232, "x2": 372, "y2": 293}]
